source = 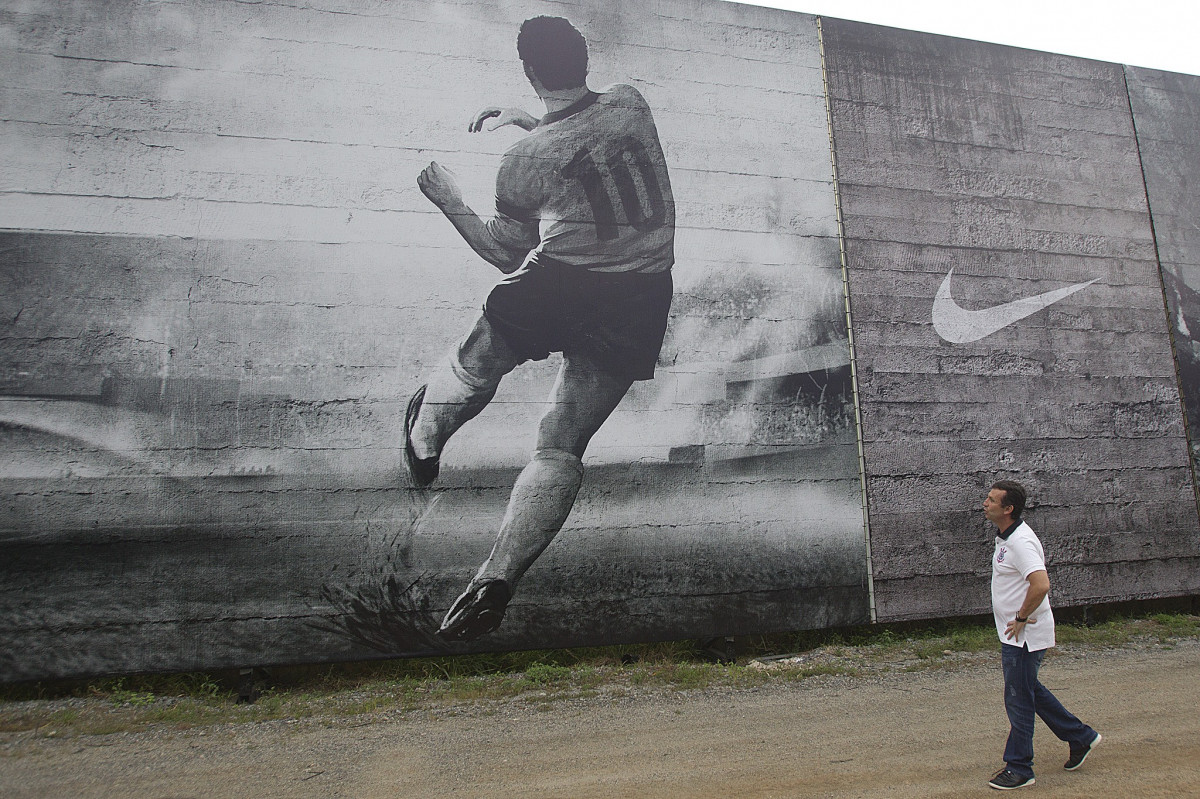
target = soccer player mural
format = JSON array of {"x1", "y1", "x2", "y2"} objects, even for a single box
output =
[
  {"x1": 408, "y1": 17, "x2": 676, "y2": 641},
  {"x1": 312, "y1": 8, "x2": 869, "y2": 657},
  {"x1": 0, "y1": 0, "x2": 868, "y2": 680}
]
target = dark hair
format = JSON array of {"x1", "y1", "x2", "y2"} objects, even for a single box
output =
[
  {"x1": 517, "y1": 16, "x2": 588, "y2": 91},
  {"x1": 991, "y1": 480, "x2": 1027, "y2": 519}
]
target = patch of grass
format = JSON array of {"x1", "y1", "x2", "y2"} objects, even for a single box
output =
[
  {"x1": 99, "y1": 679, "x2": 157, "y2": 708},
  {"x1": 65, "y1": 719, "x2": 131, "y2": 737},
  {"x1": 662, "y1": 661, "x2": 722, "y2": 690},
  {"x1": 1150, "y1": 613, "x2": 1200, "y2": 640},
  {"x1": 523, "y1": 663, "x2": 572, "y2": 685},
  {"x1": 3, "y1": 613, "x2": 1195, "y2": 737},
  {"x1": 911, "y1": 641, "x2": 951, "y2": 661},
  {"x1": 1056, "y1": 619, "x2": 1133, "y2": 647},
  {"x1": 898, "y1": 624, "x2": 995, "y2": 661},
  {"x1": 49, "y1": 708, "x2": 80, "y2": 726},
  {"x1": 946, "y1": 626, "x2": 996, "y2": 652}
]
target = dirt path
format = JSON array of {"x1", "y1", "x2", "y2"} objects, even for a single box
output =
[{"x1": 2, "y1": 641, "x2": 1197, "y2": 798}]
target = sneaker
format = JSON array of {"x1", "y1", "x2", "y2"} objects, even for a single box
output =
[
  {"x1": 1064, "y1": 732, "x2": 1101, "y2": 771},
  {"x1": 403, "y1": 385, "x2": 440, "y2": 488},
  {"x1": 989, "y1": 769, "x2": 1035, "y2": 790},
  {"x1": 437, "y1": 579, "x2": 512, "y2": 642}
]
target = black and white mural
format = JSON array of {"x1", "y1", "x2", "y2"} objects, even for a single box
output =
[
  {"x1": 0, "y1": 0, "x2": 865, "y2": 680},
  {"x1": 7, "y1": 0, "x2": 1200, "y2": 684}
]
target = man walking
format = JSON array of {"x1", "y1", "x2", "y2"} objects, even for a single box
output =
[
  {"x1": 984, "y1": 480, "x2": 1101, "y2": 790},
  {"x1": 409, "y1": 16, "x2": 674, "y2": 642}
]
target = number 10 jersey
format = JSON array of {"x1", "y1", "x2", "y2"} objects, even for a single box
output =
[{"x1": 487, "y1": 84, "x2": 676, "y2": 274}]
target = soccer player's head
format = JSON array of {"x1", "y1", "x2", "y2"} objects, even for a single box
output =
[
  {"x1": 518, "y1": 16, "x2": 588, "y2": 91},
  {"x1": 991, "y1": 480, "x2": 1026, "y2": 520}
]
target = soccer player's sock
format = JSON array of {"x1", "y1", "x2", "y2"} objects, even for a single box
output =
[
  {"x1": 412, "y1": 363, "x2": 496, "y2": 460},
  {"x1": 475, "y1": 449, "x2": 584, "y2": 586}
]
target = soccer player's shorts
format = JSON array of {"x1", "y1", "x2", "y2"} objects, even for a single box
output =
[{"x1": 483, "y1": 253, "x2": 673, "y2": 382}]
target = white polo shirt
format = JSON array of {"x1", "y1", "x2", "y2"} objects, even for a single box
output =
[{"x1": 991, "y1": 520, "x2": 1055, "y2": 651}]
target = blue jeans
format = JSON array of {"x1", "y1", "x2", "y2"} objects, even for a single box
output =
[{"x1": 1001, "y1": 643, "x2": 1096, "y2": 777}]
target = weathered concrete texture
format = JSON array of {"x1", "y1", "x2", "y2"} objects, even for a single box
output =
[
  {"x1": 1126, "y1": 67, "x2": 1200, "y2": 473},
  {"x1": 822, "y1": 20, "x2": 1200, "y2": 620},
  {"x1": 0, "y1": 0, "x2": 861, "y2": 679},
  {"x1": 0, "y1": 443, "x2": 867, "y2": 681}
]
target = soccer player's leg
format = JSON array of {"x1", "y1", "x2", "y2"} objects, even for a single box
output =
[
  {"x1": 437, "y1": 354, "x2": 633, "y2": 641},
  {"x1": 405, "y1": 313, "x2": 519, "y2": 487}
]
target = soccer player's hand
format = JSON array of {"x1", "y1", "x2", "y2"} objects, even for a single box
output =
[
  {"x1": 468, "y1": 107, "x2": 538, "y2": 133},
  {"x1": 417, "y1": 161, "x2": 463, "y2": 209}
]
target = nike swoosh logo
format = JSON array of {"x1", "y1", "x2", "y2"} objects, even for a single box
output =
[{"x1": 932, "y1": 268, "x2": 1098, "y2": 344}]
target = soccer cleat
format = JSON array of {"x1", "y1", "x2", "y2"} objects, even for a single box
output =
[
  {"x1": 437, "y1": 579, "x2": 512, "y2": 642},
  {"x1": 989, "y1": 769, "x2": 1035, "y2": 790},
  {"x1": 403, "y1": 385, "x2": 440, "y2": 488},
  {"x1": 1064, "y1": 732, "x2": 1101, "y2": 771}
]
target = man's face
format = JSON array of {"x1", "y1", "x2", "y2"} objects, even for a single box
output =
[{"x1": 983, "y1": 488, "x2": 1013, "y2": 528}]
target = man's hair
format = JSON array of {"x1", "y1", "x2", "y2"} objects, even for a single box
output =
[
  {"x1": 517, "y1": 16, "x2": 588, "y2": 91},
  {"x1": 991, "y1": 480, "x2": 1027, "y2": 519}
]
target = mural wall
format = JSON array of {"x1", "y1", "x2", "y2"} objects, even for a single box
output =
[
  {"x1": 3, "y1": 0, "x2": 1199, "y2": 682},
  {"x1": 822, "y1": 21, "x2": 1200, "y2": 621},
  {"x1": 0, "y1": 0, "x2": 865, "y2": 681}
]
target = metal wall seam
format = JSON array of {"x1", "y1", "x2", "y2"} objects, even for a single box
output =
[{"x1": 817, "y1": 16, "x2": 877, "y2": 624}]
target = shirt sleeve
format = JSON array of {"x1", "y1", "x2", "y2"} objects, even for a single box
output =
[
  {"x1": 1008, "y1": 533, "x2": 1047, "y2": 579},
  {"x1": 485, "y1": 150, "x2": 542, "y2": 254}
]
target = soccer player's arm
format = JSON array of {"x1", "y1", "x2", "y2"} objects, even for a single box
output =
[
  {"x1": 483, "y1": 154, "x2": 541, "y2": 273},
  {"x1": 417, "y1": 161, "x2": 530, "y2": 272},
  {"x1": 469, "y1": 107, "x2": 538, "y2": 133}
]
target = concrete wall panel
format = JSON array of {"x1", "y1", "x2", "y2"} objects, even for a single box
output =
[
  {"x1": 822, "y1": 19, "x2": 1200, "y2": 621},
  {"x1": 1127, "y1": 67, "x2": 1200, "y2": 477}
]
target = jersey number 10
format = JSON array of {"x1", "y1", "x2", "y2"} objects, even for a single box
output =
[{"x1": 562, "y1": 137, "x2": 668, "y2": 241}]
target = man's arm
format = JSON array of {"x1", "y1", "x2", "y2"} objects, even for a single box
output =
[
  {"x1": 468, "y1": 107, "x2": 538, "y2": 133},
  {"x1": 417, "y1": 161, "x2": 525, "y2": 273},
  {"x1": 1004, "y1": 569, "x2": 1050, "y2": 640}
]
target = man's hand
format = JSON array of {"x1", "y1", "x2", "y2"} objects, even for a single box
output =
[
  {"x1": 1004, "y1": 616, "x2": 1037, "y2": 640},
  {"x1": 1005, "y1": 570, "x2": 1050, "y2": 640},
  {"x1": 415, "y1": 160, "x2": 522, "y2": 272},
  {"x1": 468, "y1": 107, "x2": 538, "y2": 133},
  {"x1": 417, "y1": 161, "x2": 463, "y2": 210}
]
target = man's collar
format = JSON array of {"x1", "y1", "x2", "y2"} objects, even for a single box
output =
[
  {"x1": 540, "y1": 91, "x2": 600, "y2": 126},
  {"x1": 997, "y1": 519, "x2": 1021, "y2": 540}
]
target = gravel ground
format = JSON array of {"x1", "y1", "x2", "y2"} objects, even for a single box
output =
[{"x1": 1, "y1": 637, "x2": 1197, "y2": 798}]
